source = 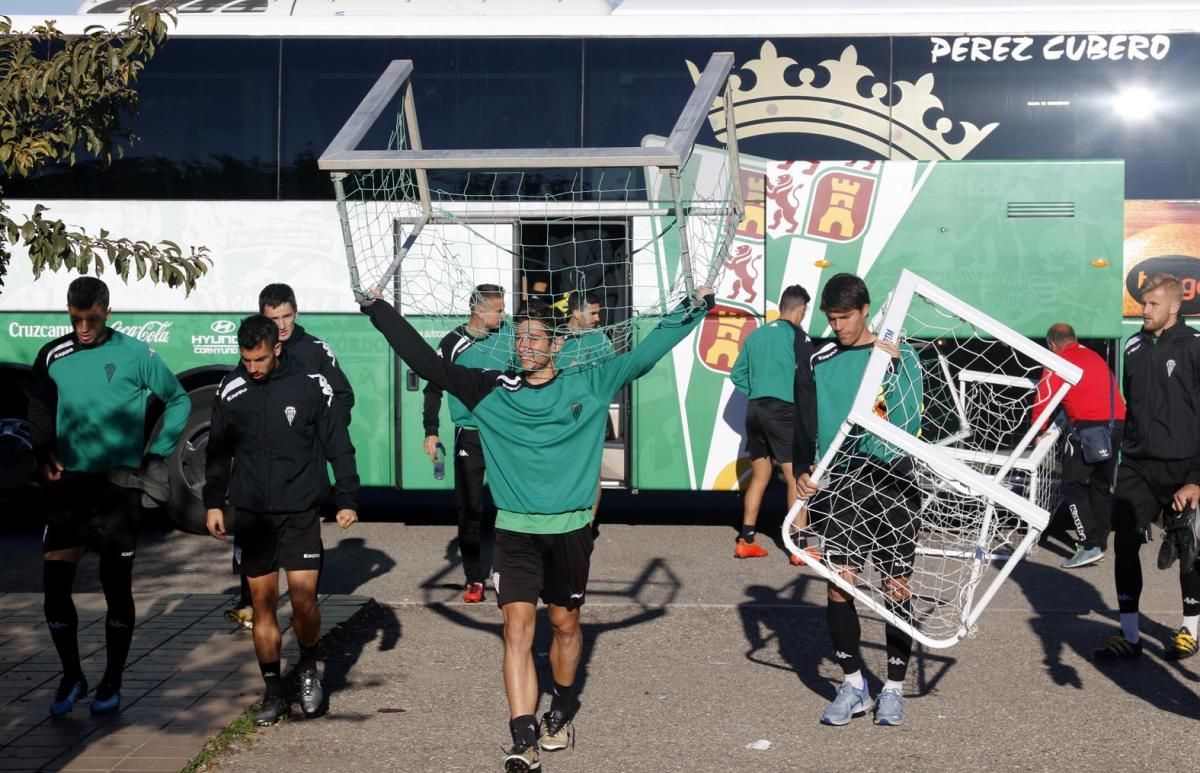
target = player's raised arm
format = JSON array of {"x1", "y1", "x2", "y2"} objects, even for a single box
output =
[
  {"x1": 596, "y1": 288, "x2": 715, "y2": 393},
  {"x1": 361, "y1": 298, "x2": 499, "y2": 412}
]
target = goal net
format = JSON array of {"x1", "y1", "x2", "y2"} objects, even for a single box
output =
[
  {"x1": 783, "y1": 270, "x2": 1082, "y2": 649},
  {"x1": 319, "y1": 56, "x2": 744, "y2": 371}
]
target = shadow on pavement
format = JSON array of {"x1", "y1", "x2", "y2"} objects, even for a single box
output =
[
  {"x1": 320, "y1": 537, "x2": 398, "y2": 595},
  {"x1": 421, "y1": 557, "x2": 681, "y2": 717},
  {"x1": 737, "y1": 577, "x2": 957, "y2": 704},
  {"x1": 317, "y1": 599, "x2": 402, "y2": 721},
  {"x1": 1012, "y1": 557, "x2": 1200, "y2": 719}
]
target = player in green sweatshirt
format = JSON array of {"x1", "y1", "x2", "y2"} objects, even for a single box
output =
[
  {"x1": 362, "y1": 287, "x2": 713, "y2": 773},
  {"x1": 729, "y1": 284, "x2": 811, "y2": 561},
  {"x1": 793, "y1": 273, "x2": 922, "y2": 729},
  {"x1": 28, "y1": 277, "x2": 190, "y2": 718}
]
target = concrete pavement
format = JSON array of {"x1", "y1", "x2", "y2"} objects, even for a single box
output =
[{"x1": 0, "y1": 495, "x2": 1196, "y2": 771}]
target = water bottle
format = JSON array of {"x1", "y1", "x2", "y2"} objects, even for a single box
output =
[{"x1": 433, "y1": 442, "x2": 446, "y2": 480}]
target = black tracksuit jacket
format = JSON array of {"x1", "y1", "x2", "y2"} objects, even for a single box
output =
[
  {"x1": 283, "y1": 324, "x2": 355, "y2": 426},
  {"x1": 1121, "y1": 321, "x2": 1200, "y2": 483},
  {"x1": 202, "y1": 354, "x2": 359, "y2": 513}
]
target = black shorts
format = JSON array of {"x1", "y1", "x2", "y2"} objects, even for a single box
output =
[
  {"x1": 236, "y1": 508, "x2": 323, "y2": 578},
  {"x1": 1112, "y1": 456, "x2": 1191, "y2": 534},
  {"x1": 42, "y1": 473, "x2": 141, "y2": 556},
  {"x1": 809, "y1": 459, "x2": 920, "y2": 577},
  {"x1": 492, "y1": 526, "x2": 594, "y2": 610},
  {"x1": 745, "y1": 398, "x2": 794, "y2": 464}
]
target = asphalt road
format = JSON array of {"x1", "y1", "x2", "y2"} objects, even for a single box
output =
[{"x1": 2, "y1": 487, "x2": 1197, "y2": 771}]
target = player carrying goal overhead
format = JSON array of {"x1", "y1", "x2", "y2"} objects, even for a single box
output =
[
  {"x1": 360, "y1": 287, "x2": 714, "y2": 773},
  {"x1": 794, "y1": 273, "x2": 923, "y2": 727}
]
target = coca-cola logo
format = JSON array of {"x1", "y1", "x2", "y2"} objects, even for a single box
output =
[{"x1": 111, "y1": 320, "x2": 173, "y2": 344}]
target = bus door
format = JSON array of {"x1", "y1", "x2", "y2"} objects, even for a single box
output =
[
  {"x1": 396, "y1": 221, "x2": 515, "y2": 490},
  {"x1": 519, "y1": 219, "x2": 632, "y2": 490}
]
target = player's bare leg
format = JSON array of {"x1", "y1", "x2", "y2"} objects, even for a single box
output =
[
  {"x1": 540, "y1": 604, "x2": 581, "y2": 752},
  {"x1": 736, "y1": 456, "x2": 774, "y2": 558},
  {"x1": 501, "y1": 601, "x2": 540, "y2": 769}
]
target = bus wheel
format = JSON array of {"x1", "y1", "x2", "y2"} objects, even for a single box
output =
[{"x1": 161, "y1": 385, "x2": 242, "y2": 536}]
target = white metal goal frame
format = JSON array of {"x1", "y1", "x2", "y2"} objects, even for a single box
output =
[
  {"x1": 783, "y1": 269, "x2": 1084, "y2": 648},
  {"x1": 316, "y1": 53, "x2": 745, "y2": 299}
]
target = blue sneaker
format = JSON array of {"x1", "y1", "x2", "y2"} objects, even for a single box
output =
[
  {"x1": 49, "y1": 676, "x2": 88, "y2": 717},
  {"x1": 820, "y1": 681, "x2": 873, "y2": 726},
  {"x1": 90, "y1": 683, "x2": 120, "y2": 714},
  {"x1": 1062, "y1": 544, "x2": 1104, "y2": 569},
  {"x1": 874, "y1": 687, "x2": 905, "y2": 726}
]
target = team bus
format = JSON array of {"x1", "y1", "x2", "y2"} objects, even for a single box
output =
[{"x1": 1, "y1": 0, "x2": 1197, "y2": 531}]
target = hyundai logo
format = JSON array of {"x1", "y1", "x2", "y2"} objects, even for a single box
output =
[{"x1": 210, "y1": 319, "x2": 236, "y2": 334}]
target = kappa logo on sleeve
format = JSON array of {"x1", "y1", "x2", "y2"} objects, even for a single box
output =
[
  {"x1": 308, "y1": 373, "x2": 334, "y2": 407},
  {"x1": 316, "y1": 338, "x2": 338, "y2": 367},
  {"x1": 221, "y1": 376, "x2": 248, "y2": 402},
  {"x1": 496, "y1": 374, "x2": 524, "y2": 392}
]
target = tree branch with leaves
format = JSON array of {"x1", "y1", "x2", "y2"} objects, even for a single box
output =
[{"x1": 0, "y1": 4, "x2": 211, "y2": 296}]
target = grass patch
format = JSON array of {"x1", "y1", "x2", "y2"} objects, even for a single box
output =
[{"x1": 180, "y1": 703, "x2": 259, "y2": 773}]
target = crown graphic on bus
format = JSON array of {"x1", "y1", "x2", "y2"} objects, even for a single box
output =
[{"x1": 687, "y1": 42, "x2": 998, "y2": 160}]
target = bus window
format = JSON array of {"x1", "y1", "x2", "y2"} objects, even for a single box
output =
[
  {"x1": 4, "y1": 38, "x2": 278, "y2": 200},
  {"x1": 280, "y1": 37, "x2": 584, "y2": 200}
]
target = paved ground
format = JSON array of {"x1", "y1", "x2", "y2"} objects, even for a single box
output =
[
  {"x1": 0, "y1": 490, "x2": 1197, "y2": 772},
  {"x1": 0, "y1": 593, "x2": 368, "y2": 772}
]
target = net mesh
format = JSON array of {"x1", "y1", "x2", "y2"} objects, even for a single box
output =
[
  {"x1": 786, "y1": 280, "x2": 1067, "y2": 648},
  {"x1": 333, "y1": 113, "x2": 742, "y2": 370}
]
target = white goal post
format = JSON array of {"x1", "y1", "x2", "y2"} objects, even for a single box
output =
[
  {"x1": 316, "y1": 53, "x2": 746, "y2": 329},
  {"x1": 784, "y1": 269, "x2": 1083, "y2": 649}
]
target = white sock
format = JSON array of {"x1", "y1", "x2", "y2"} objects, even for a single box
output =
[
  {"x1": 882, "y1": 679, "x2": 904, "y2": 693},
  {"x1": 1120, "y1": 612, "x2": 1140, "y2": 643},
  {"x1": 1183, "y1": 615, "x2": 1199, "y2": 638},
  {"x1": 843, "y1": 670, "x2": 866, "y2": 691}
]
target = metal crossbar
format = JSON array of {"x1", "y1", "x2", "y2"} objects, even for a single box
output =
[{"x1": 318, "y1": 53, "x2": 736, "y2": 172}]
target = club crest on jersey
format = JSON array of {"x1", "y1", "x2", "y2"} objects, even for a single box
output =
[
  {"x1": 571, "y1": 402, "x2": 583, "y2": 421},
  {"x1": 285, "y1": 406, "x2": 297, "y2": 426},
  {"x1": 104, "y1": 363, "x2": 116, "y2": 382},
  {"x1": 1167, "y1": 358, "x2": 1177, "y2": 377}
]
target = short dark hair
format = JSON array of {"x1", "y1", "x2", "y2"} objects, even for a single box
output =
[
  {"x1": 514, "y1": 300, "x2": 559, "y2": 334},
  {"x1": 238, "y1": 314, "x2": 279, "y2": 350},
  {"x1": 567, "y1": 291, "x2": 602, "y2": 315},
  {"x1": 259, "y1": 283, "x2": 297, "y2": 312},
  {"x1": 779, "y1": 284, "x2": 811, "y2": 313},
  {"x1": 471, "y1": 284, "x2": 504, "y2": 310},
  {"x1": 1046, "y1": 322, "x2": 1077, "y2": 346},
  {"x1": 819, "y1": 273, "x2": 870, "y2": 313},
  {"x1": 67, "y1": 276, "x2": 109, "y2": 310}
]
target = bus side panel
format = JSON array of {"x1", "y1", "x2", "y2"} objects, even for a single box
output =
[
  {"x1": 0, "y1": 311, "x2": 394, "y2": 487},
  {"x1": 765, "y1": 160, "x2": 1125, "y2": 340},
  {"x1": 631, "y1": 153, "x2": 768, "y2": 491},
  {"x1": 397, "y1": 318, "x2": 456, "y2": 490}
]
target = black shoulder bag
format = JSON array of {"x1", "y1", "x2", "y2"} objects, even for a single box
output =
[{"x1": 1076, "y1": 372, "x2": 1115, "y2": 464}]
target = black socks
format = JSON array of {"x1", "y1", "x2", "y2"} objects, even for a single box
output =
[
  {"x1": 509, "y1": 714, "x2": 538, "y2": 748},
  {"x1": 44, "y1": 560, "x2": 82, "y2": 682},
  {"x1": 827, "y1": 598, "x2": 863, "y2": 675}
]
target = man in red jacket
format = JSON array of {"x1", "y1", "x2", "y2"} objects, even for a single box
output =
[{"x1": 1033, "y1": 323, "x2": 1126, "y2": 568}]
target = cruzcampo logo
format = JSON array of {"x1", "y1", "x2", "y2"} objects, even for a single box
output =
[{"x1": 695, "y1": 303, "x2": 759, "y2": 375}]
